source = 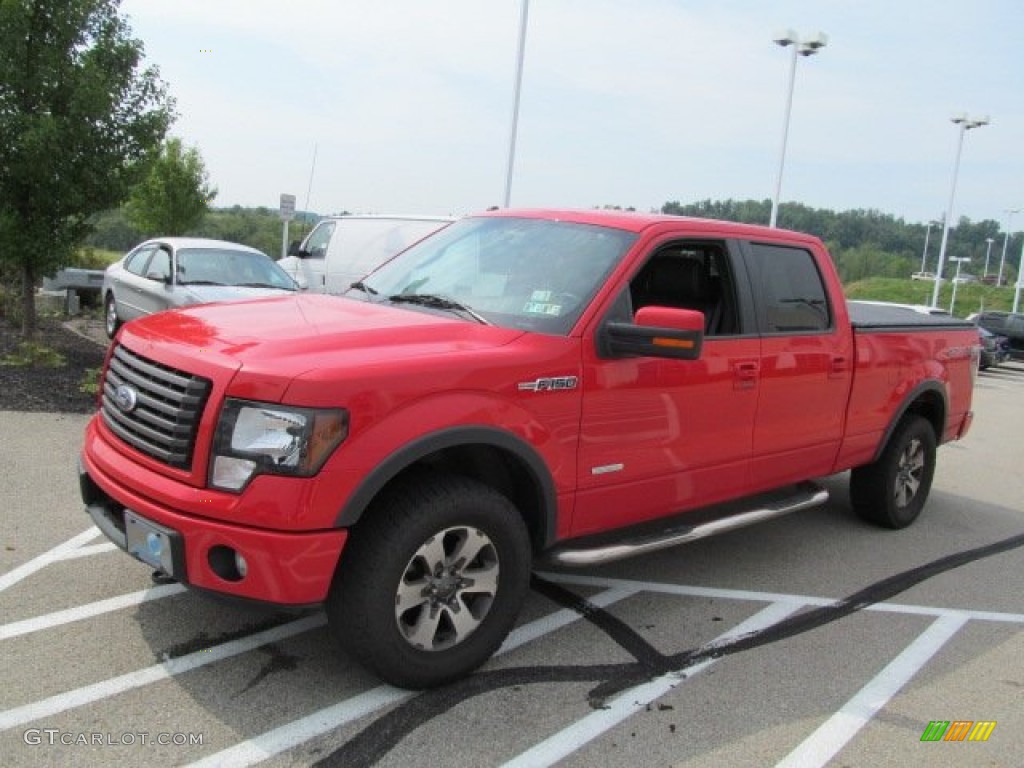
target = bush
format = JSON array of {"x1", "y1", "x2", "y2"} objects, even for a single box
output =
[{"x1": 72, "y1": 246, "x2": 121, "y2": 269}]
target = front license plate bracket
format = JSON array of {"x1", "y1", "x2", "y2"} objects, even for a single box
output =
[{"x1": 124, "y1": 510, "x2": 184, "y2": 580}]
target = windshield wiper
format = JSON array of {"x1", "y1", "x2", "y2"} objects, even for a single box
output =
[
  {"x1": 236, "y1": 282, "x2": 284, "y2": 288},
  {"x1": 349, "y1": 280, "x2": 379, "y2": 296},
  {"x1": 387, "y1": 293, "x2": 490, "y2": 325},
  {"x1": 180, "y1": 280, "x2": 226, "y2": 286}
]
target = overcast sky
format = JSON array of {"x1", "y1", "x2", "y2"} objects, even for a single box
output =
[{"x1": 119, "y1": 0, "x2": 1023, "y2": 228}]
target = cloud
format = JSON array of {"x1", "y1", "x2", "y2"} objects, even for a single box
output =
[{"x1": 119, "y1": 0, "x2": 1024, "y2": 222}]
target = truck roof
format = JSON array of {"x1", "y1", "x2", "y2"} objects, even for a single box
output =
[{"x1": 478, "y1": 207, "x2": 819, "y2": 241}]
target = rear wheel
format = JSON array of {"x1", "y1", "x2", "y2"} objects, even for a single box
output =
[
  {"x1": 327, "y1": 472, "x2": 531, "y2": 689},
  {"x1": 850, "y1": 415, "x2": 936, "y2": 529},
  {"x1": 104, "y1": 294, "x2": 122, "y2": 338}
]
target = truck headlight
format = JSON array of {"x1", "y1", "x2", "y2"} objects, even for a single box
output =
[{"x1": 210, "y1": 399, "x2": 348, "y2": 491}]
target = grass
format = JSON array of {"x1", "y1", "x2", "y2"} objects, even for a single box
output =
[
  {"x1": 843, "y1": 277, "x2": 1018, "y2": 318},
  {"x1": 1, "y1": 340, "x2": 66, "y2": 368},
  {"x1": 79, "y1": 365, "x2": 103, "y2": 395}
]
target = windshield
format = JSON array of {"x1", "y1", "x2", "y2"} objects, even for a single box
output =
[
  {"x1": 350, "y1": 217, "x2": 636, "y2": 334},
  {"x1": 176, "y1": 248, "x2": 297, "y2": 290}
]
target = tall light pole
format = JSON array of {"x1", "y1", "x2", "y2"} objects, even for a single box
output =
[
  {"x1": 769, "y1": 29, "x2": 827, "y2": 229},
  {"x1": 998, "y1": 208, "x2": 1020, "y2": 286},
  {"x1": 1014, "y1": 237, "x2": 1024, "y2": 313},
  {"x1": 919, "y1": 220, "x2": 940, "y2": 274},
  {"x1": 930, "y1": 113, "x2": 990, "y2": 307},
  {"x1": 983, "y1": 237, "x2": 994, "y2": 278},
  {"x1": 949, "y1": 257, "x2": 970, "y2": 314},
  {"x1": 503, "y1": 0, "x2": 529, "y2": 208}
]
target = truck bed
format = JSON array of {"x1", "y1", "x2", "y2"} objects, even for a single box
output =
[{"x1": 847, "y1": 300, "x2": 973, "y2": 331}]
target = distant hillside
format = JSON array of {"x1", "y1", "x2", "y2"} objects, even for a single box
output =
[{"x1": 663, "y1": 199, "x2": 1019, "y2": 288}]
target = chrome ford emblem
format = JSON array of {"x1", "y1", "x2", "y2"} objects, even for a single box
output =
[{"x1": 113, "y1": 383, "x2": 139, "y2": 413}]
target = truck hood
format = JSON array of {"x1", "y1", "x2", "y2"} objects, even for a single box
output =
[{"x1": 121, "y1": 293, "x2": 526, "y2": 370}]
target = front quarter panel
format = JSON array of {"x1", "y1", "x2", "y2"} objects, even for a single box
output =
[{"x1": 282, "y1": 335, "x2": 583, "y2": 538}]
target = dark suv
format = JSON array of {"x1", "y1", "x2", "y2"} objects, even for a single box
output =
[{"x1": 970, "y1": 311, "x2": 1024, "y2": 360}]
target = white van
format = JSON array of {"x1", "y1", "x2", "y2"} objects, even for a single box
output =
[{"x1": 278, "y1": 214, "x2": 454, "y2": 294}]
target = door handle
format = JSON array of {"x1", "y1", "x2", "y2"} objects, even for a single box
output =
[
  {"x1": 733, "y1": 361, "x2": 759, "y2": 390},
  {"x1": 830, "y1": 356, "x2": 848, "y2": 378}
]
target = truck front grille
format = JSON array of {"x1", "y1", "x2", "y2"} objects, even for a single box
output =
[{"x1": 101, "y1": 344, "x2": 211, "y2": 469}]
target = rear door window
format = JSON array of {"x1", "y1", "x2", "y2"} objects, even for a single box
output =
[{"x1": 746, "y1": 243, "x2": 831, "y2": 333}]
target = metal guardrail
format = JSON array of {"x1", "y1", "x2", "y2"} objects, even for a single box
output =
[
  {"x1": 40, "y1": 268, "x2": 106, "y2": 315},
  {"x1": 42, "y1": 268, "x2": 105, "y2": 292}
]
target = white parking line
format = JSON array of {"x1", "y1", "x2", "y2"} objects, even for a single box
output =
[
  {"x1": 184, "y1": 587, "x2": 638, "y2": 768},
  {"x1": 0, "y1": 528, "x2": 100, "y2": 594},
  {"x1": 0, "y1": 583, "x2": 186, "y2": 641},
  {"x1": 774, "y1": 612, "x2": 970, "y2": 768},
  {"x1": 55, "y1": 541, "x2": 118, "y2": 560},
  {"x1": 501, "y1": 601, "x2": 800, "y2": 768},
  {"x1": 185, "y1": 685, "x2": 413, "y2": 768},
  {"x1": 0, "y1": 614, "x2": 325, "y2": 732},
  {"x1": 540, "y1": 572, "x2": 1024, "y2": 624}
]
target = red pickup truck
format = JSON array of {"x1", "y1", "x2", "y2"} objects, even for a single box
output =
[{"x1": 80, "y1": 209, "x2": 977, "y2": 688}]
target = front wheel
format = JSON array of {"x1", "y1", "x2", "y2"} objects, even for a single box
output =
[
  {"x1": 850, "y1": 415, "x2": 937, "y2": 529},
  {"x1": 327, "y1": 472, "x2": 531, "y2": 689},
  {"x1": 104, "y1": 294, "x2": 122, "y2": 339}
]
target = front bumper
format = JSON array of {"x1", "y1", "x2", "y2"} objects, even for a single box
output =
[{"x1": 79, "y1": 446, "x2": 347, "y2": 606}]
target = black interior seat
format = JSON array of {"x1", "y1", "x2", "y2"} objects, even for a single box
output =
[{"x1": 635, "y1": 257, "x2": 721, "y2": 333}]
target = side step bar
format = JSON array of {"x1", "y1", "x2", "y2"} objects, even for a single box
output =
[{"x1": 546, "y1": 481, "x2": 829, "y2": 567}]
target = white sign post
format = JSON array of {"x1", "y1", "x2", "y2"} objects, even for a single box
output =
[{"x1": 279, "y1": 193, "x2": 297, "y2": 258}]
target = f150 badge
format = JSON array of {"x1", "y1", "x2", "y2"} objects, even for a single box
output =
[{"x1": 518, "y1": 376, "x2": 579, "y2": 392}]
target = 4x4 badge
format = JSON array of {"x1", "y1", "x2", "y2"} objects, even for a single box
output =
[{"x1": 518, "y1": 376, "x2": 578, "y2": 392}]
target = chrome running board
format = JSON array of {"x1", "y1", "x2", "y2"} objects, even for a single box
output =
[{"x1": 546, "y1": 481, "x2": 829, "y2": 567}]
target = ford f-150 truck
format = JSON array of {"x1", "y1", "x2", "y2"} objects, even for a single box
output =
[{"x1": 80, "y1": 209, "x2": 977, "y2": 689}]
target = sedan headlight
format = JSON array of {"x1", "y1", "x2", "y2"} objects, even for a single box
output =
[{"x1": 211, "y1": 399, "x2": 348, "y2": 491}]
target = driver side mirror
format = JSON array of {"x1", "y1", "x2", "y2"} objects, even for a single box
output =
[
  {"x1": 287, "y1": 240, "x2": 308, "y2": 257},
  {"x1": 599, "y1": 306, "x2": 704, "y2": 360}
]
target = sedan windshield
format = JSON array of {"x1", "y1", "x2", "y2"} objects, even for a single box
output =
[
  {"x1": 176, "y1": 248, "x2": 297, "y2": 290},
  {"x1": 351, "y1": 217, "x2": 636, "y2": 334}
]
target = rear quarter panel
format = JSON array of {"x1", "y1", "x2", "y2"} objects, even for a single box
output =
[{"x1": 836, "y1": 326, "x2": 977, "y2": 470}]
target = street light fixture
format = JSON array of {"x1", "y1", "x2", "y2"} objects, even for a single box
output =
[
  {"x1": 769, "y1": 29, "x2": 828, "y2": 229},
  {"x1": 948, "y1": 257, "x2": 970, "y2": 314},
  {"x1": 930, "y1": 113, "x2": 990, "y2": 307},
  {"x1": 983, "y1": 237, "x2": 994, "y2": 278},
  {"x1": 998, "y1": 208, "x2": 1020, "y2": 286}
]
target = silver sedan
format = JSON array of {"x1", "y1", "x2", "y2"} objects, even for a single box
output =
[{"x1": 103, "y1": 237, "x2": 298, "y2": 338}]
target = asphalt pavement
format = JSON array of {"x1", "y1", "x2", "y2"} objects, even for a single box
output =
[{"x1": 1, "y1": 364, "x2": 1022, "y2": 767}]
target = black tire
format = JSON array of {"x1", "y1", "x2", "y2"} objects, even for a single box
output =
[
  {"x1": 326, "y1": 471, "x2": 531, "y2": 689},
  {"x1": 850, "y1": 415, "x2": 937, "y2": 529},
  {"x1": 104, "y1": 294, "x2": 122, "y2": 339}
]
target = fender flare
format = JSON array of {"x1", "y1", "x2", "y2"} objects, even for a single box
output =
[
  {"x1": 871, "y1": 380, "x2": 948, "y2": 463},
  {"x1": 333, "y1": 425, "x2": 559, "y2": 547}
]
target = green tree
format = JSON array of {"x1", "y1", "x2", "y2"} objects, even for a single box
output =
[
  {"x1": 0, "y1": 0, "x2": 173, "y2": 336},
  {"x1": 126, "y1": 137, "x2": 217, "y2": 236}
]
